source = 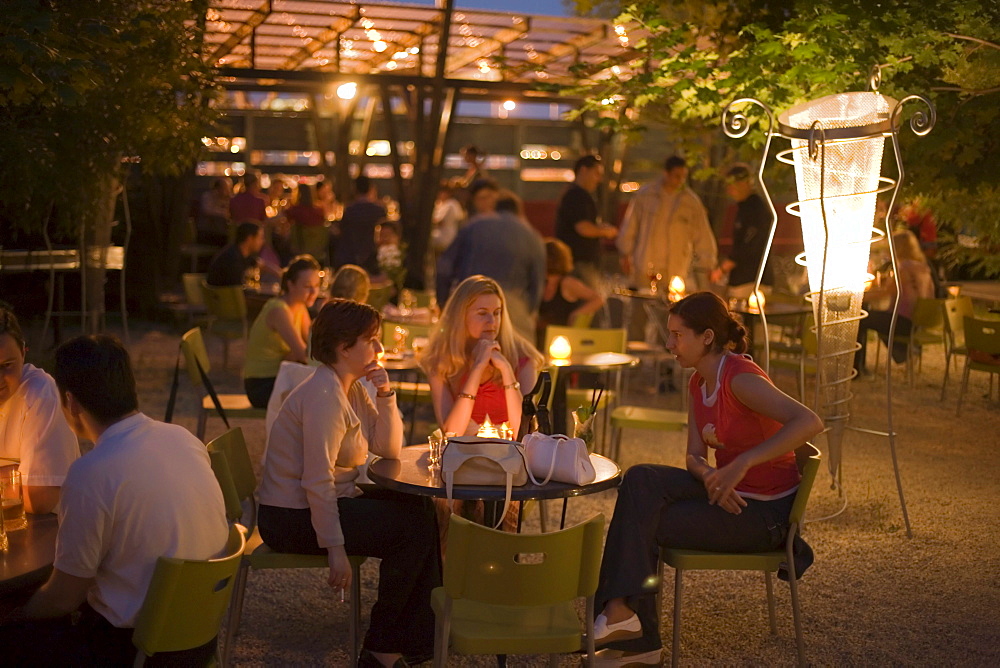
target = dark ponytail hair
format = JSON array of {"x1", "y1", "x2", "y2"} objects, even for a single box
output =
[
  {"x1": 670, "y1": 292, "x2": 749, "y2": 354},
  {"x1": 280, "y1": 254, "x2": 321, "y2": 294}
]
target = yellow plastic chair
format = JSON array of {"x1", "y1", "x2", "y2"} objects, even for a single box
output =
[
  {"x1": 180, "y1": 328, "x2": 266, "y2": 441},
  {"x1": 200, "y1": 281, "x2": 249, "y2": 369},
  {"x1": 132, "y1": 523, "x2": 246, "y2": 666},
  {"x1": 875, "y1": 297, "x2": 946, "y2": 385},
  {"x1": 367, "y1": 282, "x2": 394, "y2": 311},
  {"x1": 941, "y1": 296, "x2": 974, "y2": 400},
  {"x1": 956, "y1": 317, "x2": 1000, "y2": 416},
  {"x1": 431, "y1": 514, "x2": 605, "y2": 667},
  {"x1": 658, "y1": 443, "x2": 821, "y2": 668},
  {"x1": 768, "y1": 313, "x2": 818, "y2": 405},
  {"x1": 607, "y1": 405, "x2": 687, "y2": 462},
  {"x1": 206, "y1": 428, "x2": 366, "y2": 666}
]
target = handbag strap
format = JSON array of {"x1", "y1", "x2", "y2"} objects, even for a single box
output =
[
  {"x1": 535, "y1": 372, "x2": 552, "y2": 435},
  {"x1": 523, "y1": 434, "x2": 566, "y2": 487}
]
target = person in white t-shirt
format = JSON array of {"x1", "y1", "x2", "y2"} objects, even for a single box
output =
[
  {"x1": 0, "y1": 334, "x2": 229, "y2": 665},
  {"x1": 0, "y1": 308, "x2": 79, "y2": 514}
]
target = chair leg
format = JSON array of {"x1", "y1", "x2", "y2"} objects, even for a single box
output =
[
  {"x1": 764, "y1": 571, "x2": 777, "y2": 634},
  {"x1": 585, "y1": 595, "x2": 596, "y2": 668},
  {"x1": 940, "y1": 350, "x2": 952, "y2": 401},
  {"x1": 788, "y1": 567, "x2": 806, "y2": 667},
  {"x1": 537, "y1": 500, "x2": 548, "y2": 533},
  {"x1": 671, "y1": 568, "x2": 683, "y2": 668},
  {"x1": 222, "y1": 562, "x2": 250, "y2": 666},
  {"x1": 197, "y1": 407, "x2": 208, "y2": 441},
  {"x1": 956, "y1": 359, "x2": 971, "y2": 416}
]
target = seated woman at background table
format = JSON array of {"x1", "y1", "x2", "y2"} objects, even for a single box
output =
[
  {"x1": 243, "y1": 255, "x2": 321, "y2": 408},
  {"x1": 855, "y1": 229, "x2": 935, "y2": 375},
  {"x1": 537, "y1": 238, "x2": 604, "y2": 346},
  {"x1": 257, "y1": 299, "x2": 440, "y2": 667},
  {"x1": 330, "y1": 264, "x2": 371, "y2": 302},
  {"x1": 420, "y1": 275, "x2": 542, "y2": 437},
  {"x1": 592, "y1": 292, "x2": 823, "y2": 666}
]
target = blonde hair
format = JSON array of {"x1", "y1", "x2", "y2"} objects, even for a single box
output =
[
  {"x1": 329, "y1": 264, "x2": 371, "y2": 302},
  {"x1": 891, "y1": 229, "x2": 926, "y2": 264},
  {"x1": 420, "y1": 275, "x2": 543, "y2": 385}
]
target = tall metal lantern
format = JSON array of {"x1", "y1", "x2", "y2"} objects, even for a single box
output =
[{"x1": 723, "y1": 69, "x2": 935, "y2": 538}]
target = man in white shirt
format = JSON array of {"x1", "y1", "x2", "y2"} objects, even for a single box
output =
[
  {"x1": 616, "y1": 155, "x2": 719, "y2": 291},
  {"x1": 0, "y1": 334, "x2": 229, "y2": 664},
  {"x1": 0, "y1": 308, "x2": 79, "y2": 513}
]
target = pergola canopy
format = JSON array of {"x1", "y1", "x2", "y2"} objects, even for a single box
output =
[{"x1": 204, "y1": 0, "x2": 639, "y2": 91}]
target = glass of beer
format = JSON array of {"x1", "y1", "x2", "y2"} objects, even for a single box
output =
[{"x1": 1, "y1": 468, "x2": 27, "y2": 532}]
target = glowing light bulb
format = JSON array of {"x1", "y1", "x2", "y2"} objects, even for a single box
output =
[
  {"x1": 502, "y1": 100, "x2": 516, "y2": 111},
  {"x1": 668, "y1": 276, "x2": 686, "y2": 302},
  {"x1": 337, "y1": 82, "x2": 357, "y2": 100},
  {"x1": 549, "y1": 336, "x2": 572, "y2": 361}
]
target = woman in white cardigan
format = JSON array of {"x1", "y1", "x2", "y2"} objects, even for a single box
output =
[{"x1": 257, "y1": 299, "x2": 440, "y2": 668}]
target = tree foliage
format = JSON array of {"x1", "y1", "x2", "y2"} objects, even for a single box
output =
[
  {"x1": 0, "y1": 0, "x2": 220, "y2": 235},
  {"x1": 563, "y1": 0, "x2": 999, "y2": 275}
]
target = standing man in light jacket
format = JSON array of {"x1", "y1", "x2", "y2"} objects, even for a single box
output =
[{"x1": 617, "y1": 155, "x2": 719, "y2": 292}]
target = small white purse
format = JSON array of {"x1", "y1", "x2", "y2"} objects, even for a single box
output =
[{"x1": 521, "y1": 432, "x2": 596, "y2": 486}]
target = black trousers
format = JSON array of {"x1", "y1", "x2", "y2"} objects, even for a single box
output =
[
  {"x1": 243, "y1": 376, "x2": 275, "y2": 409},
  {"x1": 0, "y1": 602, "x2": 215, "y2": 666},
  {"x1": 258, "y1": 489, "x2": 441, "y2": 658},
  {"x1": 596, "y1": 465, "x2": 795, "y2": 652},
  {"x1": 855, "y1": 311, "x2": 913, "y2": 370}
]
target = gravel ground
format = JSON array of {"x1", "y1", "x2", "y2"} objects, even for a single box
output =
[{"x1": 22, "y1": 317, "x2": 1000, "y2": 667}]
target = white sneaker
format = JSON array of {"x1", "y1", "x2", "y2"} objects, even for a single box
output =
[
  {"x1": 591, "y1": 648, "x2": 662, "y2": 667},
  {"x1": 593, "y1": 612, "x2": 643, "y2": 645}
]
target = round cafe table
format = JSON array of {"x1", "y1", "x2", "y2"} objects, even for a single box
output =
[
  {"x1": 368, "y1": 445, "x2": 621, "y2": 529},
  {"x1": 0, "y1": 513, "x2": 58, "y2": 596}
]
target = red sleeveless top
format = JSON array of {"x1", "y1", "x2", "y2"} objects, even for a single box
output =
[{"x1": 690, "y1": 354, "x2": 800, "y2": 499}]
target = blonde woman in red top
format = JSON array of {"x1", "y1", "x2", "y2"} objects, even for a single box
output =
[{"x1": 592, "y1": 292, "x2": 823, "y2": 666}]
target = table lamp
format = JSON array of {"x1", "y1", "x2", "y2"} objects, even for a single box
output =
[{"x1": 549, "y1": 335, "x2": 572, "y2": 362}]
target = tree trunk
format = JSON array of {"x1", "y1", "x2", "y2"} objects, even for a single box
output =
[{"x1": 81, "y1": 168, "x2": 120, "y2": 334}]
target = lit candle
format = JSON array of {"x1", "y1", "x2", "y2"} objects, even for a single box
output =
[
  {"x1": 668, "y1": 276, "x2": 686, "y2": 302},
  {"x1": 549, "y1": 335, "x2": 572, "y2": 360},
  {"x1": 477, "y1": 415, "x2": 500, "y2": 438},
  {"x1": 747, "y1": 290, "x2": 766, "y2": 314}
]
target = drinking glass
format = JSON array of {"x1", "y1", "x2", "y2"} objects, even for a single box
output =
[
  {"x1": 1, "y1": 469, "x2": 27, "y2": 532},
  {"x1": 427, "y1": 432, "x2": 443, "y2": 469}
]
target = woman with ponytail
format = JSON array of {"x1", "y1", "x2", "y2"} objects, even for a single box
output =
[{"x1": 591, "y1": 292, "x2": 823, "y2": 665}]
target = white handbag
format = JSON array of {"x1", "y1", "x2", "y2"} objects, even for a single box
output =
[
  {"x1": 441, "y1": 436, "x2": 528, "y2": 529},
  {"x1": 521, "y1": 432, "x2": 596, "y2": 486}
]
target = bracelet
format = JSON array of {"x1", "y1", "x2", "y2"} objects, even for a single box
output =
[
  {"x1": 376, "y1": 389, "x2": 395, "y2": 398},
  {"x1": 503, "y1": 381, "x2": 521, "y2": 390},
  {"x1": 458, "y1": 392, "x2": 476, "y2": 401}
]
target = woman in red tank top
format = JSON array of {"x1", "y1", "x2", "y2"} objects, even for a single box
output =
[
  {"x1": 591, "y1": 292, "x2": 823, "y2": 664},
  {"x1": 421, "y1": 275, "x2": 542, "y2": 436}
]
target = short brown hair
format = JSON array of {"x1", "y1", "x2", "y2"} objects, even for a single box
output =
[
  {"x1": 0, "y1": 307, "x2": 25, "y2": 351},
  {"x1": 670, "y1": 291, "x2": 749, "y2": 355},
  {"x1": 281, "y1": 254, "x2": 321, "y2": 293},
  {"x1": 311, "y1": 299, "x2": 381, "y2": 366},
  {"x1": 544, "y1": 238, "x2": 574, "y2": 275}
]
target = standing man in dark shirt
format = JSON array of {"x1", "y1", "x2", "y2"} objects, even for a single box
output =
[
  {"x1": 334, "y1": 175, "x2": 386, "y2": 275},
  {"x1": 206, "y1": 221, "x2": 278, "y2": 287},
  {"x1": 555, "y1": 155, "x2": 617, "y2": 287},
  {"x1": 720, "y1": 163, "x2": 773, "y2": 298}
]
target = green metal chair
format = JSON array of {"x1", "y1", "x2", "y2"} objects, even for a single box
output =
[
  {"x1": 768, "y1": 313, "x2": 818, "y2": 405},
  {"x1": 941, "y1": 296, "x2": 974, "y2": 400},
  {"x1": 132, "y1": 523, "x2": 246, "y2": 666},
  {"x1": 367, "y1": 282, "x2": 395, "y2": 311},
  {"x1": 956, "y1": 316, "x2": 1000, "y2": 416},
  {"x1": 875, "y1": 297, "x2": 946, "y2": 385},
  {"x1": 607, "y1": 405, "x2": 687, "y2": 462},
  {"x1": 205, "y1": 428, "x2": 366, "y2": 667},
  {"x1": 200, "y1": 281, "x2": 249, "y2": 370},
  {"x1": 431, "y1": 513, "x2": 605, "y2": 667},
  {"x1": 659, "y1": 443, "x2": 821, "y2": 668},
  {"x1": 180, "y1": 328, "x2": 266, "y2": 441}
]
